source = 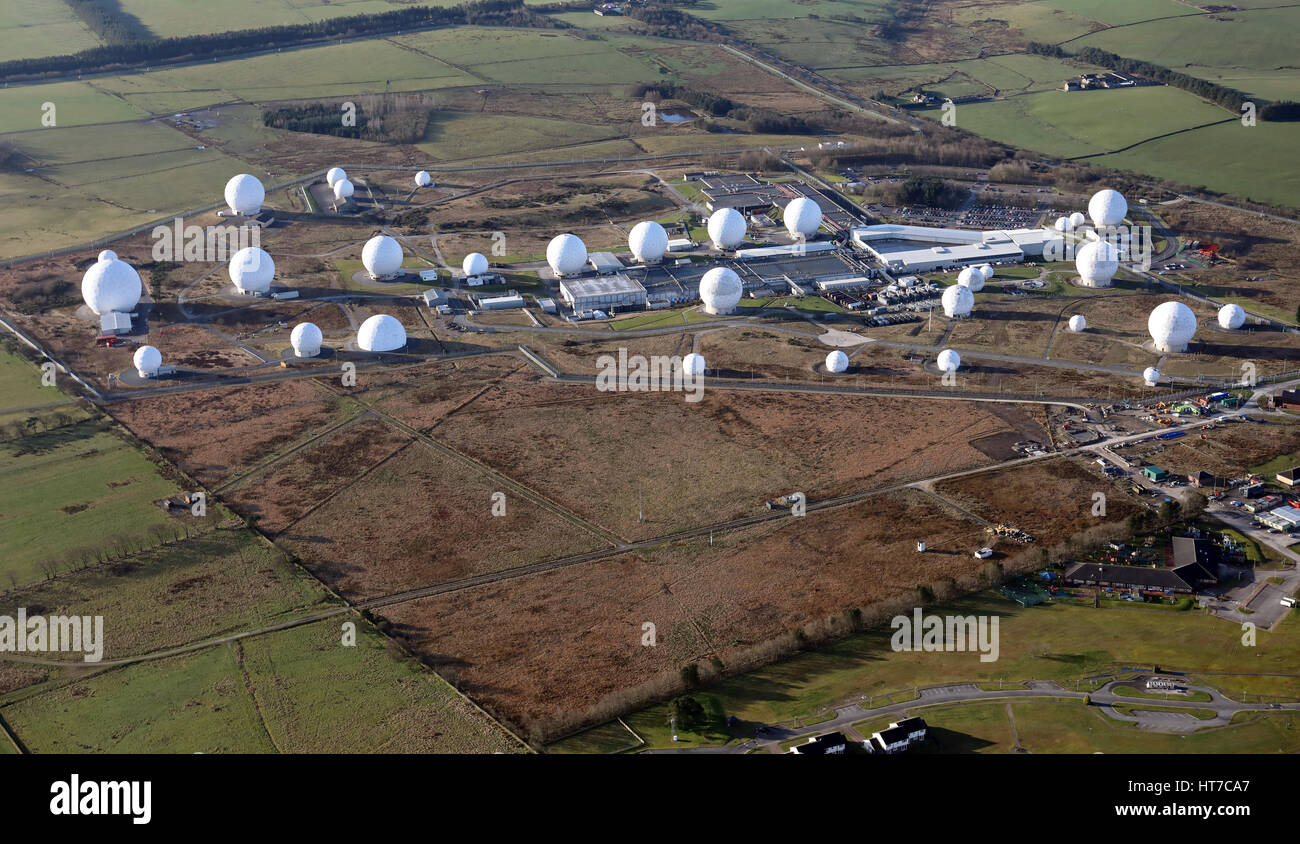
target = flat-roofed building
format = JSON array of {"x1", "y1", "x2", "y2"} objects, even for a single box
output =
[
  {"x1": 850, "y1": 223, "x2": 1058, "y2": 273},
  {"x1": 559, "y1": 274, "x2": 647, "y2": 312}
]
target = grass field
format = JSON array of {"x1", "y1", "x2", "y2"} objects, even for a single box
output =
[
  {"x1": 0, "y1": 619, "x2": 525, "y2": 753},
  {"x1": 0, "y1": 0, "x2": 101, "y2": 62},
  {"x1": 0, "y1": 417, "x2": 185, "y2": 588},
  {"x1": 113, "y1": 0, "x2": 425, "y2": 38}
]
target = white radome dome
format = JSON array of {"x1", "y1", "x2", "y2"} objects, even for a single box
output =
[
  {"x1": 290, "y1": 322, "x2": 323, "y2": 357},
  {"x1": 224, "y1": 174, "x2": 265, "y2": 216},
  {"x1": 357, "y1": 314, "x2": 406, "y2": 352},
  {"x1": 682, "y1": 353, "x2": 706, "y2": 376},
  {"x1": 941, "y1": 283, "x2": 974, "y2": 318},
  {"x1": 978, "y1": 264, "x2": 994, "y2": 280},
  {"x1": 1217, "y1": 303, "x2": 1245, "y2": 330},
  {"x1": 81, "y1": 257, "x2": 143, "y2": 315},
  {"x1": 463, "y1": 252, "x2": 489, "y2": 277},
  {"x1": 228, "y1": 247, "x2": 275, "y2": 293},
  {"x1": 1068, "y1": 314, "x2": 1086, "y2": 333},
  {"x1": 97, "y1": 249, "x2": 117, "y2": 262},
  {"x1": 707, "y1": 208, "x2": 746, "y2": 250},
  {"x1": 1068, "y1": 211, "x2": 1087, "y2": 229},
  {"x1": 414, "y1": 170, "x2": 432, "y2": 188},
  {"x1": 546, "y1": 233, "x2": 587, "y2": 276},
  {"x1": 1075, "y1": 239, "x2": 1119, "y2": 287},
  {"x1": 326, "y1": 167, "x2": 347, "y2": 187},
  {"x1": 1143, "y1": 366, "x2": 1160, "y2": 386},
  {"x1": 1053, "y1": 216, "x2": 1068, "y2": 232},
  {"x1": 825, "y1": 350, "x2": 849, "y2": 373},
  {"x1": 937, "y1": 348, "x2": 961, "y2": 373},
  {"x1": 133, "y1": 345, "x2": 162, "y2": 377},
  {"x1": 628, "y1": 220, "x2": 668, "y2": 263},
  {"x1": 783, "y1": 197, "x2": 822, "y2": 238},
  {"x1": 699, "y1": 267, "x2": 743, "y2": 315},
  {"x1": 957, "y1": 266, "x2": 984, "y2": 293},
  {"x1": 1148, "y1": 301, "x2": 1197, "y2": 352},
  {"x1": 333, "y1": 179, "x2": 354, "y2": 201},
  {"x1": 361, "y1": 235, "x2": 404, "y2": 278},
  {"x1": 1088, "y1": 189, "x2": 1128, "y2": 228}
]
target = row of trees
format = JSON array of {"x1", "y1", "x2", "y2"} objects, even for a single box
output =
[
  {"x1": 262, "y1": 94, "x2": 435, "y2": 144},
  {"x1": 64, "y1": 0, "x2": 154, "y2": 46},
  {"x1": 0, "y1": 0, "x2": 549, "y2": 81}
]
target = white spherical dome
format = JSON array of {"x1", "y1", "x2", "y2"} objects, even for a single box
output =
[
  {"x1": 957, "y1": 266, "x2": 984, "y2": 292},
  {"x1": 228, "y1": 247, "x2": 275, "y2": 293},
  {"x1": 825, "y1": 350, "x2": 849, "y2": 373},
  {"x1": 1142, "y1": 366, "x2": 1160, "y2": 386},
  {"x1": 1068, "y1": 211, "x2": 1087, "y2": 229},
  {"x1": 628, "y1": 220, "x2": 668, "y2": 263},
  {"x1": 937, "y1": 348, "x2": 961, "y2": 373},
  {"x1": 290, "y1": 322, "x2": 323, "y2": 357},
  {"x1": 1053, "y1": 216, "x2": 1068, "y2": 232},
  {"x1": 224, "y1": 174, "x2": 265, "y2": 215},
  {"x1": 783, "y1": 197, "x2": 822, "y2": 238},
  {"x1": 333, "y1": 179, "x2": 354, "y2": 200},
  {"x1": 699, "y1": 267, "x2": 743, "y2": 315},
  {"x1": 81, "y1": 257, "x2": 142, "y2": 315},
  {"x1": 546, "y1": 233, "x2": 587, "y2": 276},
  {"x1": 707, "y1": 208, "x2": 746, "y2": 249},
  {"x1": 1088, "y1": 189, "x2": 1128, "y2": 228},
  {"x1": 1076, "y1": 239, "x2": 1119, "y2": 287},
  {"x1": 682, "y1": 353, "x2": 706, "y2": 376},
  {"x1": 1068, "y1": 314, "x2": 1086, "y2": 333},
  {"x1": 941, "y1": 283, "x2": 974, "y2": 318},
  {"x1": 326, "y1": 167, "x2": 347, "y2": 187},
  {"x1": 97, "y1": 249, "x2": 117, "y2": 262},
  {"x1": 357, "y1": 314, "x2": 406, "y2": 352},
  {"x1": 133, "y1": 345, "x2": 162, "y2": 377},
  {"x1": 414, "y1": 170, "x2": 432, "y2": 188},
  {"x1": 978, "y1": 264, "x2": 994, "y2": 280},
  {"x1": 361, "y1": 235, "x2": 404, "y2": 278},
  {"x1": 1217, "y1": 303, "x2": 1245, "y2": 330},
  {"x1": 1148, "y1": 301, "x2": 1197, "y2": 352},
  {"x1": 463, "y1": 252, "x2": 489, "y2": 277}
]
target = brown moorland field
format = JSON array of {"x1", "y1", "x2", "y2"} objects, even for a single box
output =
[
  {"x1": 381, "y1": 489, "x2": 994, "y2": 736},
  {"x1": 109, "y1": 379, "x2": 348, "y2": 489},
  {"x1": 277, "y1": 439, "x2": 612, "y2": 601},
  {"x1": 1122, "y1": 417, "x2": 1300, "y2": 481},
  {"x1": 432, "y1": 386, "x2": 1013, "y2": 541},
  {"x1": 933, "y1": 457, "x2": 1143, "y2": 547}
]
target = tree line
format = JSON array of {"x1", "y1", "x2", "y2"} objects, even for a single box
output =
[
  {"x1": 0, "y1": 0, "x2": 552, "y2": 82},
  {"x1": 64, "y1": 0, "x2": 154, "y2": 46}
]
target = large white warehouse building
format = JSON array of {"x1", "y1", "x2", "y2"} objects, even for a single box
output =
[
  {"x1": 559, "y1": 274, "x2": 647, "y2": 313},
  {"x1": 850, "y1": 224, "x2": 1058, "y2": 273}
]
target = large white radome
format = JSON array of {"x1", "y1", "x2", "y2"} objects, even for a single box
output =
[
  {"x1": 1148, "y1": 301, "x2": 1197, "y2": 352},
  {"x1": 357, "y1": 314, "x2": 406, "y2": 352},
  {"x1": 1088, "y1": 189, "x2": 1128, "y2": 228},
  {"x1": 941, "y1": 283, "x2": 974, "y2": 318},
  {"x1": 1053, "y1": 216, "x2": 1068, "y2": 232},
  {"x1": 707, "y1": 208, "x2": 746, "y2": 250},
  {"x1": 362, "y1": 235, "x2": 404, "y2": 278},
  {"x1": 463, "y1": 252, "x2": 489, "y2": 277},
  {"x1": 333, "y1": 179, "x2": 354, "y2": 201},
  {"x1": 326, "y1": 167, "x2": 347, "y2": 187},
  {"x1": 98, "y1": 249, "x2": 117, "y2": 262},
  {"x1": 1068, "y1": 314, "x2": 1086, "y2": 333},
  {"x1": 957, "y1": 266, "x2": 984, "y2": 293},
  {"x1": 1076, "y1": 239, "x2": 1119, "y2": 287},
  {"x1": 1068, "y1": 211, "x2": 1087, "y2": 229},
  {"x1": 133, "y1": 345, "x2": 162, "y2": 377},
  {"x1": 783, "y1": 197, "x2": 822, "y2": 239},
  {"x1": 682, "y1": 353, "x2": 706, "y2": 377},
  {"x1": 825, "y1": 350, "x2": 849, "y2": 373},
  {"x1": 414, "y1": 170, "x2": 432, "y2": 188},
  {"x1": 224, "y1": 174, "x2": 264, "y2": 216},
  {"x1": 290, "y1": 322, "x2": 323, "y2": 357},
  {"x1": 628, "y1": 221, "x2": 668, "y2": 263},
  {"x1": 228, "y1": 247, "x2": 275, "y2": 293},
  {"x1": 978, "y1": 264, "x2": 994, "y2": 281},
  {"x1": 82, "y1": 256, "x2": 142, "y2": 315},
  {"x1": 546, "y1": 233, "x2": 587, "y2": 276},
  {"x1": 1143, "y1": 366, "x2": 1161, "y2": 386},
  {"x1": 1217, "y1": 303, "x2": 1245, "y2": 330},
  {"x1": 937, "y1": 348, "x2": 961, "y2": 373},
  {"x1": 699, "y1": 267, "x2": 743, "y2": 315}
]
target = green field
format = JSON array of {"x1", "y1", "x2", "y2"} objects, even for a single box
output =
[
  {"x1": 418, "y1": 112, "x2": 617, "y2": 161},
  {"x1": 0, "y1": 0, "x2": 101, "y2": 62},
  {"x1": 0, "y1": 346, "x2": 80, "y2": 424},
  {"x1": 0, "y1": 417, "x2": 185, "y2": 587},
  {"x1": 0, "y1": 619, "x2": 526, "y2": 753},
  {"x1": 113, "y1": 0, "x2": 430, "y2": 38}
]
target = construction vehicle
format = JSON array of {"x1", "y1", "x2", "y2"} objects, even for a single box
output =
[{"x1": 95, "y1": 334, "x2": 124, "y2": 347}]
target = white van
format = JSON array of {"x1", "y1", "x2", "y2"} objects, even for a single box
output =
[{"x1": 1282, "y1": 597, "x2": 1297, "y2": 608}]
